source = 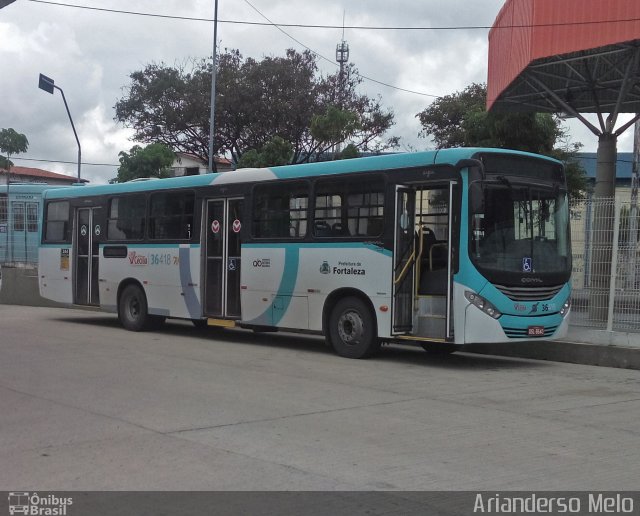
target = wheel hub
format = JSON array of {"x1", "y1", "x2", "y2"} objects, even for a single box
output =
[
  {"x1": 338, "y1": 310, "x2": 364, "y2": 345},
  {"x1": 129, "y1": 298, "x2": 140, "y2": 318}
]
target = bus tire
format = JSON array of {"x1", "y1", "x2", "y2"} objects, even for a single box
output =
[
  {"x1": 328, "y1": 297, "x2": 380, "y2": 359},
  {"x1": 420, "y1": 343, "x2": 457, "y2": 355},
  {"x1": 118, "y1": 284, "x2": 152, "y2": 332}
]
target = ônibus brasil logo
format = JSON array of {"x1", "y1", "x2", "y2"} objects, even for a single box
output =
[{"x1": 8, "y1": 492, "x2": 73, "y2": 515}]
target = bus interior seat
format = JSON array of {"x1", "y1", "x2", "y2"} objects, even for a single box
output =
[
  {"x1": 366, "y1": 217, "x2": 383, "y2": 236},
  {"x1": 332, "y1": 222, "x2": 349, "y2": 236},
  {"x1": 314, "y1": 220, "x2": 332, "y2": 237},
  {"x1": 419, "y1": 268, "x2": 448, "y2": 296},
  {"x1": 418, "y1": 226, "x2": 448, "y2": 296}
]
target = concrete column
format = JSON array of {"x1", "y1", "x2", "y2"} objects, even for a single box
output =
[{"x1": 588, "y1": 133, "x2": 617, "y2": 322}]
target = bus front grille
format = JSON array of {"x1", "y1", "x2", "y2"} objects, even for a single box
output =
[
  {"x1": 494, "y1": 284, "x2": 564, "y2": 301},
  {"x1": 502, "y1": 325, "x2": 559, "y2": 339}
]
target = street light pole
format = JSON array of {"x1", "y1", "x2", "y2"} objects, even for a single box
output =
[
  {"x1": 207, "y1": 0, "x2": 219, "y2": 173},
  {"x1": 38, "y1": 74, "x2": 81, "y2": 181}
]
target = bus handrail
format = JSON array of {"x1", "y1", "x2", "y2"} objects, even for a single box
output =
[
  {"x1": 394, "y1": 247, "x2": 416, "y2": 286},
  {"x1": 414, "y1": 226, "x2": 425, "y2": 299}
]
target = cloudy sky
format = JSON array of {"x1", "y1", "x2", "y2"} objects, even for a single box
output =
[{"x1": 0, "y1": 0, "x2": 635, "y2": 184}]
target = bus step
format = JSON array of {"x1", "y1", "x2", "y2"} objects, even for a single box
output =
[
  {"x1": 417, "y1": 315, "x2": 446, "y2": 337},
  {"x1": 417, "y1": 296, "x2": 446, "y2": 316},
  {"x1": 207, "y1": 318, "x2": 236, "y2": 328}
]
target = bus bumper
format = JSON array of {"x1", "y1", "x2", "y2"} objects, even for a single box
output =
[{"x1": 463, "y1": 305, "x2": 569, "y2": 344}]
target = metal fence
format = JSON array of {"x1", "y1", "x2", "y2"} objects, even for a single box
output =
[{"x1": 570, "y1": 197, "x2": 640, "y2": 332}]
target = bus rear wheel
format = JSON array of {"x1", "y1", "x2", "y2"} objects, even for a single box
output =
[
  {"x1": 119, "y1": 284, "x2": 153, "y2": 332},
  {"x1": 328, "y1": 297, "x2": 380, "y2": 359}
]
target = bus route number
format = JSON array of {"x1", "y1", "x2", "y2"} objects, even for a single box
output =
[{"x1": 149, "y1": 253, "x2": 178, "y2": 266}]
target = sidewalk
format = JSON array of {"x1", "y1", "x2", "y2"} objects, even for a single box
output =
[{"x1": 467, "y1": 324, "x2": 640, "y2": 370}]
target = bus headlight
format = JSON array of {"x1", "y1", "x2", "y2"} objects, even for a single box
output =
[
  {"x1": 464, "y1": 290, "x2": 502, "y2": 319},
  {"x1": 560, "y1": 298, "x2": 571, "y2": 317}
]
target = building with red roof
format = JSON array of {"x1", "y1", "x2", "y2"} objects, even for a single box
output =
[{"x1": 0, "y1": 166, "x2": 88, "y2": 185}]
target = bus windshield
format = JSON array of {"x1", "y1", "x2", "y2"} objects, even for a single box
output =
[{"x1": 470, "y1": 179, "x2": 571, "y2": 281}]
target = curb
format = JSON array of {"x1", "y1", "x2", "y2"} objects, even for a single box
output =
[{"x1": 465, "y1": 339, "x2": 640, "y2": 370}]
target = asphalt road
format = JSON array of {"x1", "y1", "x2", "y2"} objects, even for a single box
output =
[{"x1": 1, "y1": 305, "x2": 639, "y2": 491}]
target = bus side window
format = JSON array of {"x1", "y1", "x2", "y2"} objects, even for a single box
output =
[
  {"x1": 366, "y1": 217, "x2": 383, "y2": 236},
  {"x1": 44, "y1": 201, "x2": 70, "y2": 242},
  {"x1": 149, "y1": 191, "x2": 194, "y2": 240},
  {"x1": 253, "y1": 182, "x2": 308, "y2": 239}
]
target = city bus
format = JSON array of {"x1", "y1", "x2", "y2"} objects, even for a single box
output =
[
  {"x1": 38, "y1": 148, "x2": 572, "y2": 358},
  {"x1": 1, "y1": 183, "x2": 58, "y2": 265}
]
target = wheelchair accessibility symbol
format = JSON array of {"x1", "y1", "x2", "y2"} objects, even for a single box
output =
[{"x1": 522, "y1": 257, "x2": 532, "y2": 272}]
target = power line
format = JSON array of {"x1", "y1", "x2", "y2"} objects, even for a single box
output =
[
  {"x1": 27, "y1": 0, "x2": 440, "y2": 98},
  {"x1": 241, "y1": 0, "x2": 440, "y2": 98},
  {"x1": 25, "y1": 0, "x2": 640, "y2": 99},
  {"x1": 13, "y1": 156, "x2": 119, "y2": 167},
  {"x1": 25, "y1": 0, "x2": 640, "y2": 32}
]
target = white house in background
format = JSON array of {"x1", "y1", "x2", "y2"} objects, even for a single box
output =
[{"x1": 170, "y1": 153, "x2": 234, "y2": 176}]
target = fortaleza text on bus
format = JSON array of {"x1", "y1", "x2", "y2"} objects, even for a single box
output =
[
  {"x1": 332, "y1": 261, "x2": 366, "y2": 275},
  {"x1": 473, "y1": 493, "x2": 635, "y2": 513}
]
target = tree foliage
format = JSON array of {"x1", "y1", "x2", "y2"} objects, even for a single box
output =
[
  {"x1": 115, "y1": 49, "x2": 397, "y2": 167},
  {"x1": 416, "y1": 83, "x2": 589, "y2": 198},
  {"x1": 237, "y1": 136, "x2": 293, "y2": 168},
  {"x1": 0, "y1": 128, "x2": 29, "y2": 169},
  {"x1": 112, "y1": 143, "x2": 175, "y2": 183}
]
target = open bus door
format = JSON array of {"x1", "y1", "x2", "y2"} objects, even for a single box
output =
[
  {"x1": 393, "y1": 181, "x2": 457, "y2": 342},
  {"x1": 393, "y1": 186, "x2": 415, "y2": 333}
]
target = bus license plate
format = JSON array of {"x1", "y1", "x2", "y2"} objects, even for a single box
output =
[{"x1": 527, "y1": 326, "x2": 545, "y2": 336}]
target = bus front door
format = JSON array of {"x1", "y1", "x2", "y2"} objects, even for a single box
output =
[
  {"x1": 203, "y1": 198, "x2": 244, "y2": 319},
  {"x1": 394, "y1": 182, "x2": 457, "y2": 341},
  {"x1": 74, "y1": 207, "x2": 100, "y2": 306},
  {"x1": 393, "y1": 186, "x2": 415, "y2": 333}
]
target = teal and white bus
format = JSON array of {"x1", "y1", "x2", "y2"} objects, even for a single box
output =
[
  {"x1": 1, "y1": 183, "x2": 61, "y2": 265},
  {"x1": 39, "y1": 148, "x2": 571, "y2": 358}
]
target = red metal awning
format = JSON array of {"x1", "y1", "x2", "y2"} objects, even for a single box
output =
[{"x1": 487, "y1": 0, "x2": 640, "y2": 114}]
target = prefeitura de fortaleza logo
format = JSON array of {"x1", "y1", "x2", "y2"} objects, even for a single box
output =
[{"x1": 7, "y1": 492, "x2": 73, "y2": 516}]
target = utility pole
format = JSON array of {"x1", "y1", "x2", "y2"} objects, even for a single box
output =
[
  {"x1": 335, "y1": 12, "x2": 349, "y2": 156},
  {"x1": 207, "y1": 0, "x2": 219, "y2": 173},
  {"x1": 627, "y1": 118, "x2": 640, "y2": 289}
]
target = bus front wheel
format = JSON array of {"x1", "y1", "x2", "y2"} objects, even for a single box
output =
[
  {"x1": 328, "y1": 297, "x2": 380, "y2": 359},
  {"x1": 119, "y1": 284, "x2": 152, "y2": 332}
]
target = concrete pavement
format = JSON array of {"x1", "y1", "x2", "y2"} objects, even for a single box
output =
[
  {"x1": 1, "y1": 305, "x2": 640, "y2": 491},
  {"x1": 2, "y1": 265, "x2": 640, "y2": 370}
]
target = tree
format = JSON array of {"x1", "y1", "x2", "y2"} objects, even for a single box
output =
[
  {"x1": 112, "y1": 143, "x2": 175, "y2": 183},
  {"x1": 237, "y1": 136, "x2": 293, "y2": 168},
  {"x1": 115, "y1": 49, "x2": 397, "y2": 167},
  {"x1": 0, "y1": 128, "x2": 29, "y2": 170},
  {"x1": 416, "y1": 83, "x2": 588, "y2": 198}
]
